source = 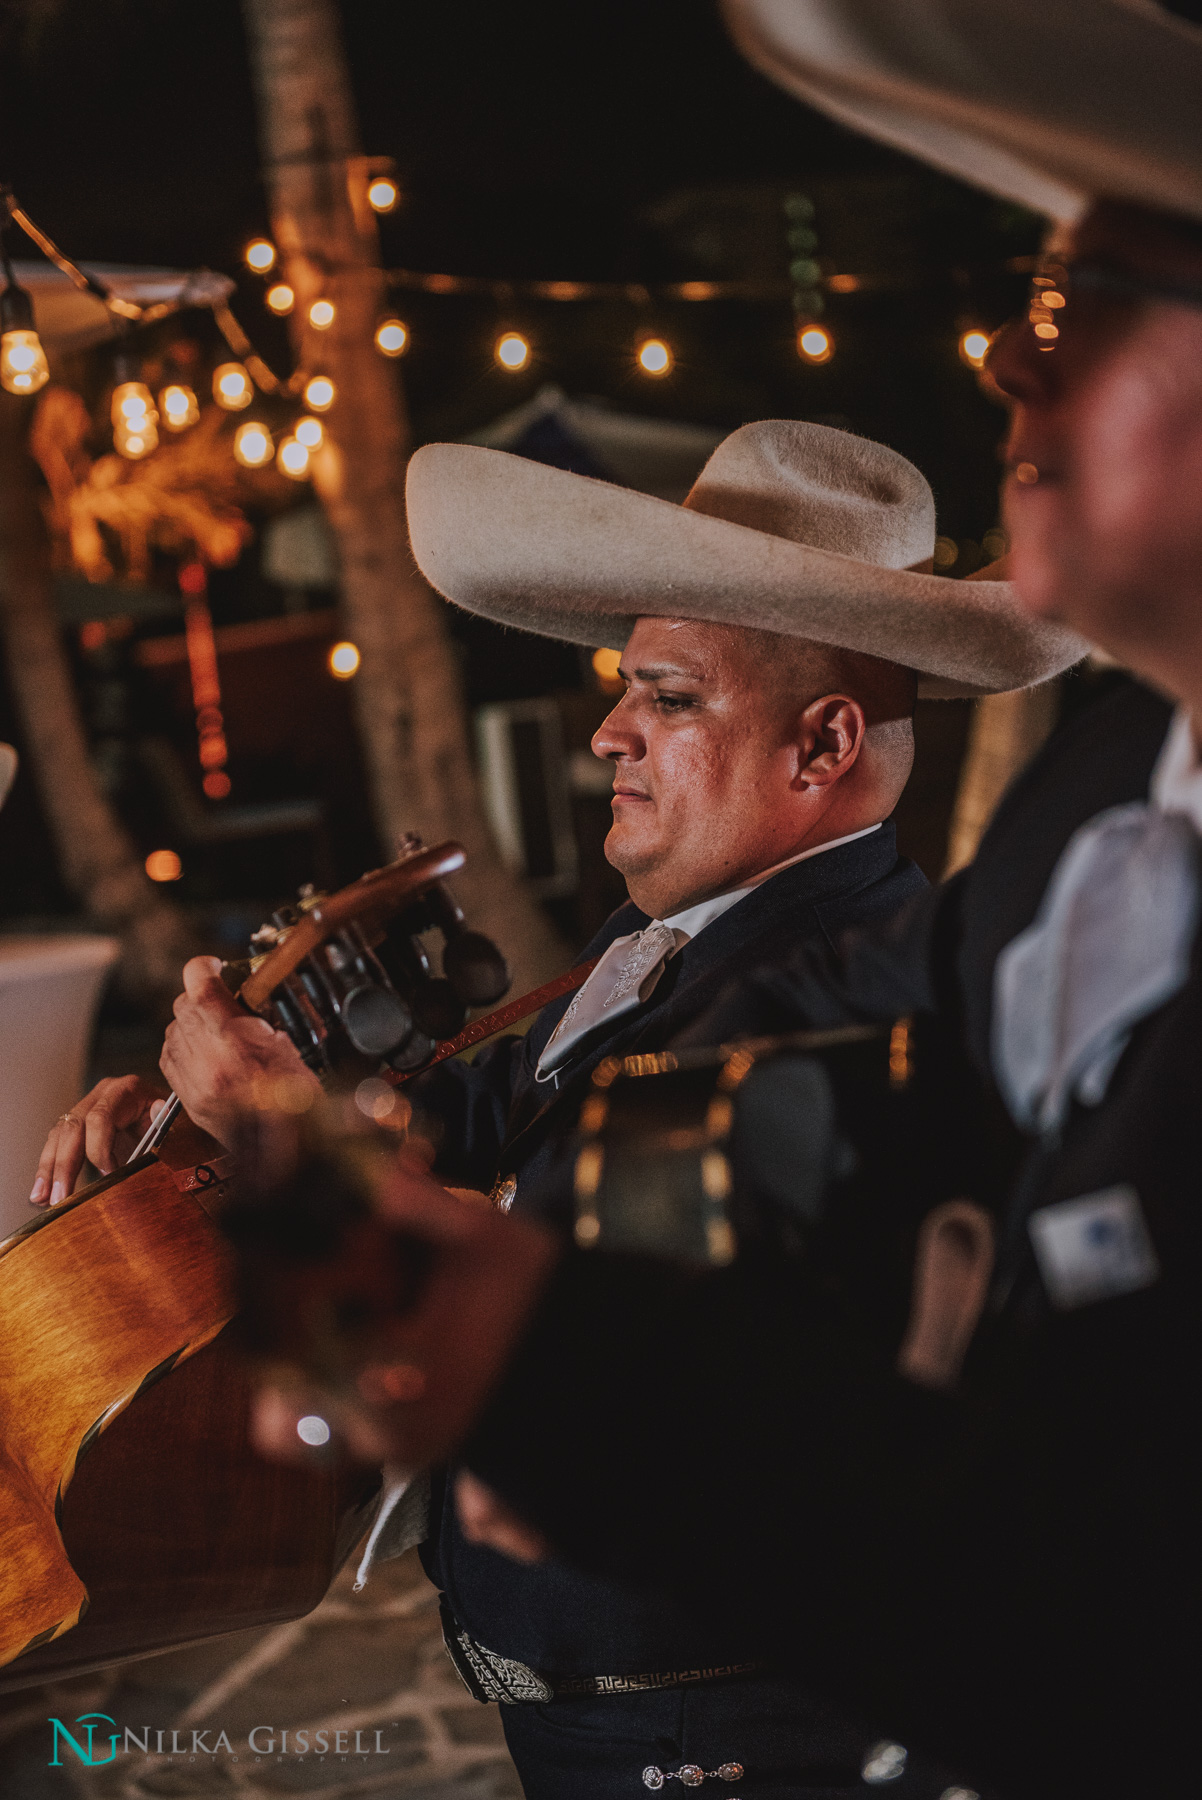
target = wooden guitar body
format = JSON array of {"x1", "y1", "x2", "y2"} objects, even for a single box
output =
[
  {"x1": 0, "y1": 839, "x2": 517, "y2": 1693},
  {"x1": 0, "y1": 1126, "x2": 378, "y2": 1694}
]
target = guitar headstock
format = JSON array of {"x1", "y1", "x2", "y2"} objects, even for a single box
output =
[{"x1": 234, "y1": 839, "x2": 510, "y2": 1081}]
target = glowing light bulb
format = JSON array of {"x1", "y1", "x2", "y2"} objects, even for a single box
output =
[
  {"x1": 266, "y1": 283, "x2": 295, "y2": 315},
  {"x1": 375, "y1": 318, "x2": 408, "y2": 357},
  {"x1": 111, "y1": 380, "x2": 157, "y2": 427},
  {"x1": 303, "y1": 374, "x2": 335, "y2": 412},
  {"x1": 0, "y1": 328, "x2": 49, "y2": 394},
  {"x1": 637, "y1": 338, "x2": 672, "y2": 376},
  {"x1": 116, "y1": 426, "x2": 156, "y2": 459},
  {"x1": 277, "y1": 435, "x2": 310, "y2": 480},
  {"x1": 160, "y1": 383, "x2": 199, "y2": 431},
  {"x1": 145, "y1": 849, "x2": 182, "y2": 882},
  {"x1": 245, "y1": 238, "x2": 276, "y2": 273},
  {"x1": 959, "y1": 329, "x2": 991, "y2": 369},
  {"x1": 328, "y1": 640, "x2": 361, "y2": 679},
  {"x1": 0, "y1": 286, "x2": 49, "y2": 394},
  {"x1": 797, "y1": 324, "x2": 833, "y2": 364},
  {"x1": 495, "y1": 332, "x2": 530, "y2": 371},
  {"x1": 203, "y1": 771, "x2": 231, "y2": 800},
  {"x1": 308, "y1": 299, "x2": 335, "y2": 330},
  {"x1": 592, "y1": 647, "x2": 623, "y2": 691},
  {"x1": 234, "y1": 420, "x2": 274, "y2": 468},
  {"x1": 294, "y1": 415, "x2": 323, "y2": 449},
  {"x1": 213, "y1": 362, "x2": 253, "y2": 410},
  {"x1": 367, "y1": 176, "x2": 399, "y2": 213}
]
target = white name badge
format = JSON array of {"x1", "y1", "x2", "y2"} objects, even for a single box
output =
[{"x1": 1028, "y1": 1184, "x2": 1160, "y2": 1311}]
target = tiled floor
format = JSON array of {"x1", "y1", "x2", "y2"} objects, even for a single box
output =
[{"x1": 0, "y1": 1552, "x2": 521, "y2": 1800}]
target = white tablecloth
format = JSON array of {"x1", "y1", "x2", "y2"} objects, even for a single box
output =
[{"x1": 0, "y1": 935, "x2": 121, "y2": 1240}]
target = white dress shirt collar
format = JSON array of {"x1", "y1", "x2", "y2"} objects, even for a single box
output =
[{"x1": 1151, "y1": 706, "x2": 1202, "y2": 835}]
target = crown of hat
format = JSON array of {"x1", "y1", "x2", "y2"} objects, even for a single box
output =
[{"x1": 682, "y1": 418, "x2": 935, "y2": 570}]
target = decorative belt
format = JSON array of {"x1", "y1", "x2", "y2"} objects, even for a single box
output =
[{"x1": 441, "y1": 1599, "x2": 765, "y2": 1706}]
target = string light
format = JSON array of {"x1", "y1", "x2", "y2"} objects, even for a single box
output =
[
  {"x1": 797, "y1": 324, "x2": 833, "y2": 364},
  {"x1": 244, "y1": 239, "x2": 276, "y2": 273},
  {"x1": 111, "y1": 378, "x2": 159, "y2": 458},
  {"x1": 114, "y1": 420, "x2": 158, "y2": 458},
  {"x1": 592, "y1": 647, "x2": 623, "y2": 692},
  {"x1": 637, "y1": 337, "x2": 672, "y2": 376},
  {"x1": 294, "y1": 414, "x2": 323, "y2": 449},
  {"x1": 277, "y1": 435, "x2": 310, "y2": 479},
  {"x1": 213, "y1": 361, "x2": 253, "y2": 410},
  {"x1": 0, "y1": 282, "x2": 49, "y2": 394},
  {"x1": 160, "y1": 383, "x2": 199, "y2": 430},
  {"x1": 233, "y1": 420, "x2": 274, "y2": 468},
  {"x1": 328, "y1": 641, "x2": 361, "y2": 679},
  {"x1": 959, "y1": 329, "x2": 991, "y2": 369},
  {"x1": 111, "y1": 379, "x2": 155, "y2": 426},
  {"x1": 308, "y1": 299, "x2": 335, "y2": 330},
  {"x1": 495, "y1": 331, "x2": 530, "y2": 371},
  {"x1": 266, "y1": 283, "x2": 295, "y2": 315},
  {"x1": 375, "y1": 318, "x2": 408, "y2": 356},
  {"x1": 145, "y1": 849, "x2": 182, "y2": 882},
  {"x1": 367, "y1": 176, "x2": 399, "y2": 213},
  {"x1": 303, "y1": 374, "x2": 335, "y2": 412}
]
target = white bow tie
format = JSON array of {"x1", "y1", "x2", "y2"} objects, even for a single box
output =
[
  {"x1": 537, "y1": 921, "x2": 682, "y2": 1078},
  {"x1": 994, "y1": 732, "x2": 1201, "y2": 1136}
]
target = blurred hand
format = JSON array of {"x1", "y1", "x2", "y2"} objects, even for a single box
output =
[
  {"x1": 30, "y1": 1074, "x2": 168, "y2": 1207},
  {"x1": 161, "y1": 956, "x2": 319, "y2": 1147},
  {"x1": 247, "y1": 1149, "x2": 559, "y2": 1476},
  {"x1": 455, "y1": 1471, "x2": 549, "y2": 1563}
]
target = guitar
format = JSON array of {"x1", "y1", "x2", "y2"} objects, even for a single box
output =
[{"x1": 0, "y1": 837, "x2": 536, "y2": 1691}]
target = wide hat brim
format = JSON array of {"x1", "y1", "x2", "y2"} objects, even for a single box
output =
[
  {"x1": 722, "y1": 0, "x2": 1202, "y2": 225},
  {"x1": 406, "y1": 444, "x2": 1086, "y2": 699}
]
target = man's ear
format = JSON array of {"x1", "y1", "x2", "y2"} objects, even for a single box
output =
[{"x1": 794, "y1": 694, "x2": 866, "y2": 788}]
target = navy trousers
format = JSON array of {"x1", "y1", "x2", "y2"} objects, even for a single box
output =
[{"x1": 498, "y1": 1672, "x2": 967, "y2": 1799}]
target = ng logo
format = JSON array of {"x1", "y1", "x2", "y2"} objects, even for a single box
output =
[{"x1": 48, "y1": 1713, "x2": 120, "y2": 1767}]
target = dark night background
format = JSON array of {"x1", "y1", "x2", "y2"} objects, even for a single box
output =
[
  {"x1": 4, "y1": 0, "x2": 1196, "y2": 941},
  {"x1": 0, "y1": 0, "x2": 1039, "y2": 529}
]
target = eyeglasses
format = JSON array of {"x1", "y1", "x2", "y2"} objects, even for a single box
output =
[{"x1": 1025, "y1": 256, "x2": 1202, "y2": 350}]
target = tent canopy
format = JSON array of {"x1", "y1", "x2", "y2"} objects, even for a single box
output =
[{"x1": 7, "y1": 260, "x2": 234, "y2": 355}]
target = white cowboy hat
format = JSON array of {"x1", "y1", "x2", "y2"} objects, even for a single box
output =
[
  {"x1": 0, "y1": 744, "x2": 16, "y2": 812},
  {"x1": 722, "y1": 0, "x2": 1202, "y2": 226},
  {"x1": 406, "y1": 419, "x2": 1085, "y2": 699}
]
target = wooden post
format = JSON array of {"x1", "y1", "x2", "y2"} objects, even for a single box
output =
[{"x1": 240, "y1": 0, "x2": 564, "y2": 985}]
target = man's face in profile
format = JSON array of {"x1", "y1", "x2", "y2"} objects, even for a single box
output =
[{"x1": 990, "y1": 203, "x2": 1202, "y2": 704}]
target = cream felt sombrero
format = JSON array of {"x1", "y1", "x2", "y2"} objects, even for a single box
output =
[
  {"x1": 722, "y1": 0, "x2": 1202, "y2": 226},
  {"x1": 406, "y1": 419, "x2": 1085, "y2": 699}
]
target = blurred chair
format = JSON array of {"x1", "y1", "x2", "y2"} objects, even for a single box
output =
[{"x1": 0, "y1": 936, "x2": 120, "y2": 1239}]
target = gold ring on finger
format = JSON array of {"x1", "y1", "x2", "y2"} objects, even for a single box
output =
[{"x1": 58, "y1": 1114, "x2": 79, "y2": 1126}]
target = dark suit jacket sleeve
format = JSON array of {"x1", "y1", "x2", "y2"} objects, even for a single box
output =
[{"x1": 409, "y1": 1035, "x2": 529, "y2": 1190}]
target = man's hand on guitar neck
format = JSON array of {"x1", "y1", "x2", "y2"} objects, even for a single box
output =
[{"x1": 161, "y1": 956, "x2": 320, "y2": 1148}]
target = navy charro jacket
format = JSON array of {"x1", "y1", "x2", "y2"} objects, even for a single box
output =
[{"x1": 415, "y1": 823, "x2": 926, "y2": 1674}]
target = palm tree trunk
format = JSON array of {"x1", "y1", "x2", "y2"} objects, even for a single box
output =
[
  {"x1": 0, "y1": 392, "x2": 192, "y2": 1007},
  {"x1": 240, "y1": 0, "x2": 563, "y2": 988}
]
